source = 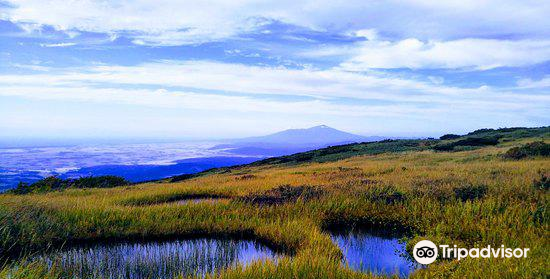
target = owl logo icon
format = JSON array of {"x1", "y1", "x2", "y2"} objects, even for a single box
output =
[
  {"x1": 415, "y1": 246, "x2": 435, "y2": 258},
  {"x1": 413, "y1": 240, "x2": 438, "y2": 264}
]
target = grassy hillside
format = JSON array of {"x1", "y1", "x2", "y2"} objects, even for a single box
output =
[
  {"x1": 169, "y1": 126, "x2": 549, "y2": 182},
  {"x1": 0, "y1": 127, "x2": 549, "y2": 278},
  {"x1": 253, "y1": 126, "x2": 550, "y2": 165}
]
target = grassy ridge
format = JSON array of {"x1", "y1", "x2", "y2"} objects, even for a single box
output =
[
  {"x1": 9, "y1": 176, "x2": 130, "y2": 194},
  {"x1": 169, "y1": 126, "x2": 550, "y2": 182},
  {"x1": 0, "y1": 128, "x2": 549, "y2": 278}
]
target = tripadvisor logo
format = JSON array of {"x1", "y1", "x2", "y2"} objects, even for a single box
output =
[
  {"x1": 413, "y1": 240, "x2": 438, "y2": 264},
  {"x1": 413, "y1": 240, "x2": 530, "y2": 265}
]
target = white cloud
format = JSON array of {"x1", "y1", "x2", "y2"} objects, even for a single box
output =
[
  {"x1": 11, "y1": 63, "x2": 50, "y2": 71},
  {"x1": 1, "y1": 2, "x2": 548, "y2": 137},
  {"x1": 353, "y1": 29, "x2": 378, "y2": 41},
  {"x1": 517, "y1": 76, "x2": 550, "y2": 89},
  {"x1": 0, "y1": 60, "x2": 548, "y2": 137},
  {"x1": 330, "y1": 38, "x2": 550, "y2": 70},
  {"x1": 0, "y1": 60, "x2": 547, "y2": 113},
  {"x1": 2, "y1": 0, "x2": 549, "y2": 45},
  {"x1": 1, "y1": 0, "x2": 270, "y2": 45},
  {"x1": 39, "y1": 42, "x2": 76, "y2": 47},
  {"x1": 0, "y1": 85, "x2": 435, "y2": 118},
  {"x1": 0, "y1": 60, "x2": 476, "y2": 102}
]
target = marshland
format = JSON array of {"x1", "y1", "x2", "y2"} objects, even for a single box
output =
[{"x1": 0, "y1": 127, "x2": 548, "y2": 278}]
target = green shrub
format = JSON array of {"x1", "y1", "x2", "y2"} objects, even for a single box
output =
[
  {"x1": 11, "y1": 177, "x2": 65, "y2": 194},
  {"x1": 318, "y1": 144, "x2": 355, "y2": 156},
  {"x1": 432, "y1": 143, "x2": 456, "y2": 151},
  {"x1": 454, "y1": 184, "x2": 488, "y2": 201},
  {"x1": 467, "y1": 128, "x2": 495, "y2": 135},
  {"x1": 503, "y1": 141, "x2": 550, "y2": 160},
  {"x1": 238, "y1": 185, "x2": 323, "y2": 205},
  {"x1": 455, "y1": 136, "x2": 500, "y2": 146},
  {"x1": 71, "y1": 176, "x2": 129, "y2": 189},
  {"x1": 365, "y1": 185, "x2": 406, "y2": 204},
  {"x1": 11, "y1": 176, "x2": 129, "y2": 194},
  {"x1": 532, "y1": 203, "x2": 547, "y2": 226},
  {"x1": 433, "y1": 136, "x2": 500, "y2": 151},
  {"x1": 533, "y1": 171, "x2": 549, "y2": 191},
  {"x1": 169, "y1": 173, "x2": 197, "y2": 182},
  {"x1": 440, "y1": 134, "x2": 461, "y2": 140}
]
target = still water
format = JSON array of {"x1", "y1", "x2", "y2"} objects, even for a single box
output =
[
  {"x1": 34, "y1": 238, "x2": 277, "y2": 279},
  {"x1": 329, "y1": 228, "x2": 420, "y2": 277}
]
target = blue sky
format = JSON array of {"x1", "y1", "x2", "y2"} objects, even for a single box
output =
[{"x1": 0, "y1": 0, "x2": 549, "y2": 140}]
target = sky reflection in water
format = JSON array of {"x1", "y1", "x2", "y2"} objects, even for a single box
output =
[
  {"x1": 330, "y1": 228, "x2": 420, "y2": 277},
  {"x1": 36, "y1": 238, "x2": 277, "y2": 279}
]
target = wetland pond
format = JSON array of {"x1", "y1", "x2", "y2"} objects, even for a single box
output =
[
  {"x1": 24, "y1": 227, "x2": 419, "y2": 278},
  {"x1": 32, "y1": 238, "x2": 277, "y2": 279},
  {"x1": 328, "y1": 227, "x2": 420, "y2": 277}
]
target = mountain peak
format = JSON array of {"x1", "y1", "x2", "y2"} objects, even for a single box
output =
[
  {"x1": 219, "y1": 125, "x2": 385, "y2": 157},
  {"x1": 234, "y1": 125, "x2": 370, "y2": 145},
  {"x1": 310, "y1": 125, "x2": 331, "y2": 129}
]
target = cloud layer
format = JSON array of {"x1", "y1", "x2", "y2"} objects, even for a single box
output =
[
  {"x1": 3, "y1": 0, "x2": 550, "y2": 45},
  {"x1": 0, "y1": 60, "x2": 547, "y2": 118},
  {"x1": 0, "y1": 1, "x2": 548, "y2": 138},
  {"x1": 336, "y1": 38, "x2": 550, "y2": 70}
]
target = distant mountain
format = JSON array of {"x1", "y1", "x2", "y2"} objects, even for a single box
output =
[
  {"x1": 236, "y1": 125, "x2": 376, "y2": 144},
  {"x1": 181, "y1": 126, "x2": 550, "y2": 182},
  {"x1": 215, "y1": 125, "x2": 383, "y2": 156}
]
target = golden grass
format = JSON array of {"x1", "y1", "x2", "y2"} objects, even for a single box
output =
[{"x1": 0, "y1": 143, "x2": 548, "y2": 278}]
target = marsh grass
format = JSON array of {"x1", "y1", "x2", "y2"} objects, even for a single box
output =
[
  {"x1": 22, "y1": 238, "x2": 277, "y2": 279},
  {"x1": 237, "y1": 185, "x2": 324, "y2": 205},
  {"x1": 0, "y1": 137, "x2": 549, "y2": 278}
]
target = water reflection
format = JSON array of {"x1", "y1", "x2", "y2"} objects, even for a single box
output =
[
  {"x1": 329, "y1": 228, "x2": 419, "y2": 277},
  {"x1": 35, "y1": 238, "x2": 276, "y2": 279}
]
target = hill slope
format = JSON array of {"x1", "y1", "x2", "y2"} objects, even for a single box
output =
[
  {"x1": 1, "y1": 126, "x2": 548, "y2": 278},
  {"x1": 171, "y1": 126, "x2": 549, "y2": 181}
]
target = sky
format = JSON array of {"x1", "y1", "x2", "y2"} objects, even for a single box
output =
[{"x1": 0, "y1": 0, "x2": 549, "y2": 140}]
